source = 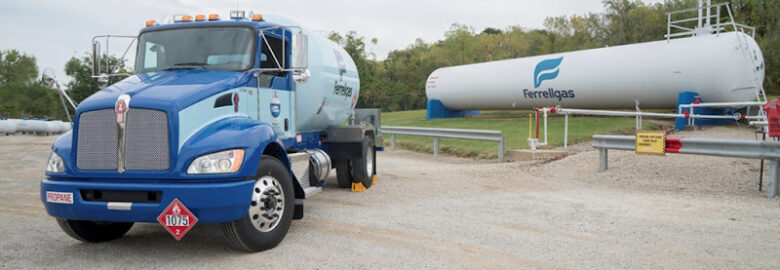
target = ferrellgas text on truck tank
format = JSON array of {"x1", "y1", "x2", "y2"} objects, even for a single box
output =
[{"x1": 40, "y1": 11, "x2": 379, "y2": 252}]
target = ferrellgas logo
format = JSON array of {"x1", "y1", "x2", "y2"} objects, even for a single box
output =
[
  {"x1": 523, "y1": 56, "x2": 575, "y2": 101},
  {"x1": 534, "y1": 56, "x2": 563, "y2": 88}
]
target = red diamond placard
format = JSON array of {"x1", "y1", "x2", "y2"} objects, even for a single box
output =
[{"x1": 157, "y1": 198, "x2": 198, "y2": 241}]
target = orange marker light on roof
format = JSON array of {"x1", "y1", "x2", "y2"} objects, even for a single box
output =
[
  {"x1": 251, "y1": 14, "x2": 263, "y2": 21},
  {"x1": 208, "y1": 14, "x2": 219, "y2": 21},
  {"x1": 195, "y1": 14, "x2": 206, "y2": 21},
  {"x1": 145, "y1": 20, "x2": 156, "y2": 27},
  {"x1": 181, "y1": 15, "x2": 192, "y2": 22}
]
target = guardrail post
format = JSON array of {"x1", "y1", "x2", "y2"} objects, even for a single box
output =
[
  {"x1": 599, "y1": 149, "x2": 608, "y2": 172},
  {"x1": 433, "y1": 136, "x2": 440, "y2": 159},
  {"x1": 768, "y1": 160, "x2": 780, "y2": 198},
  {"x1": 391, "y1": 134, "x2": 396, "y2": 150},
  {"x1": 498, "y1": 136, "x2": 505, "y2": 162}
]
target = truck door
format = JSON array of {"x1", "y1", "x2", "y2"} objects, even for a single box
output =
[{"x1": 257, "y1": 32, "x2": 295, "y2": 139}]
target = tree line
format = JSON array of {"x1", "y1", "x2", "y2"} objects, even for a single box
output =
[
  {"x1": 330, "y1": 0, "x2": 779, "y2": 111},
  {"x1": 1, "y1": 0, "x2": 777, "y2": 119},
  {"x1": 0, "y1": 50, "x2": 124, "y2": 120}
]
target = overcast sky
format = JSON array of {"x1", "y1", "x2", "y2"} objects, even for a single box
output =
[{"x1": 0, "y1": 0, "x2": 665, "y2": 84}]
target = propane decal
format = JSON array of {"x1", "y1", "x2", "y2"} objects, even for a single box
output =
[{"x1": 523, "y1": 57, "x2": 575, "y2": 101}]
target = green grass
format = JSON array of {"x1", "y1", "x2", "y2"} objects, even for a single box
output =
[{"x1": 381, "y1": 110, "x2": 658, "y2": 159}]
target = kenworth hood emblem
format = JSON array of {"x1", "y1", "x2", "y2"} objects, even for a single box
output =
[
  {"x1": 115, "y1": 95, "x2": 131, "y2": 123},
  {"x1": 115, "y1": 94, "x2": 131, "y2": 173}
]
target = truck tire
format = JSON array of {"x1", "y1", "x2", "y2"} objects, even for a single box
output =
[
  {"x1": 56, "y1": 218, "x2": 133, "y2": 242},
  {"x1": 222, "y1": 155, "x2": 294, "y2": 252},
  {"x1": 335, "y1": 159, "x2": 352, "y2": 188},
  {"x1": 351, "y1": 136, "x2": 376, "y2": 189}
]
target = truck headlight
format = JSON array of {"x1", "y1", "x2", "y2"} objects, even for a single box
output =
[
  {"x1": 187, "y1": 149, "x2": 245, "y2": 174},
  {"x1": 46, "y1": 152, "x2": 65, "y2": 173}
]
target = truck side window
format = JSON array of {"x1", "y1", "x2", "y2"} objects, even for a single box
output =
[{"x1": 260, "y1": 35, "x2": 286, "y2": 77}]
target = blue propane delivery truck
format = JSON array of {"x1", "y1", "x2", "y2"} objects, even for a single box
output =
[{"x1": 41, "y1": 11, "x2": 378, "y2": 251}]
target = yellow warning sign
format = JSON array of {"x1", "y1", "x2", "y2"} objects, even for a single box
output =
[{"x1": 636, "y1": 131, "x2": 666, "y2": 156}]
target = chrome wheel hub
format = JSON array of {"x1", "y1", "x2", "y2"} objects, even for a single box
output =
[{"x1": 248, "y1": 176, "x2": 285, "y2": 232}]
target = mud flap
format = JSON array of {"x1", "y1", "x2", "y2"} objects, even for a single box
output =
[{"x1": 293, "y1": 201, "x2": 304, "y2": 220}]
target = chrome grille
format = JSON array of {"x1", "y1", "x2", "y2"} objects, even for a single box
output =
[
  {"x1": 77, "y1": 108, "x2": 170, "y2": 171},
  {"x1": 77, "y1": 109, "x2": 118, "y2": 170},
  {"x1": 125, "y1": 109, "x2": 169, "y2": 170}
]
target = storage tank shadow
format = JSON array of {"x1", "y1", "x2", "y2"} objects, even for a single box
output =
[{"x1": 425, "y1": 21, "x2": 765, "y2": 119}]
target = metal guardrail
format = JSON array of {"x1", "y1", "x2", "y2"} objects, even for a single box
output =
[
  {"x1": 381, "y1": 126, "x2": 505, "y2": 162},
  {"x1": 593, "y1": 135, "x2": 780, "y2": 198}
]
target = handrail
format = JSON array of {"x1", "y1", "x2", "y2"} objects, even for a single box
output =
[
  {"x1": 381, "y1": 126, "x2": 505, "y2": 162},
  {"x1": 664, "y1": 2, "x2": 756, "y2": 40}
]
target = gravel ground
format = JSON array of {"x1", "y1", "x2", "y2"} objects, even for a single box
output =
[{"x1": 1, "y1": 125, "x2": 779, "y2": 269}]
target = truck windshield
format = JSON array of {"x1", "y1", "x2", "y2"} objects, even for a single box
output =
[{"x1": 135, "y1": 27, "x2": 255, "y2": 73}]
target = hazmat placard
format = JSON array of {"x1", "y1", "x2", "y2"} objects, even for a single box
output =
[
  {"x1": 636, "y1": 131, "x2": 666, "y2": 156},
  {"x1": 157, "y1": 198, "x2": 198, "y2": 241}
]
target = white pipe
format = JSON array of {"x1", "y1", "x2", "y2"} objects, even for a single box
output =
[
  {"x1": 559, "y1": 108, "x2": 683, "y2": 118},
  {"x1": 528, "y1": 108, "x2": 550, "y2": 150},
  {"x1": 557, "y1": 108, "x2": 763, "y2": 120},
  {"x1": 537, "y1": 108, "x2": 550, "y2": 147},
  {"x1": 679, "y1": 101, "x2": 764, "y2": 108},
  {"x1": 543, "y1": 109, "x2": 548, "y2": 146},
  {"x1": 564, "y1": 114, "x2": 568, "y2": 150},
  {"x1": 750, "y1": 121, "x2": 768, "y2": 126}
]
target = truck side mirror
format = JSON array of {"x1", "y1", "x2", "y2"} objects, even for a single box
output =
[
  {"x1": 292, "y1": 33, "x2": 308, "y2": 69},
  {"x1": 41, "y1": 68, "x2": 56, "y2": 88},
  {"x1": 92, "y1": 41, "x2": 101, "y2": 77},
  {"x1": 292, "y1": 32, "x2": 310, "y2": 84}
]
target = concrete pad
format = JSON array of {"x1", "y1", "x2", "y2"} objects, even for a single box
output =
[{"x1": 506, "y1": 149, "x2": 570, "y2": 161}]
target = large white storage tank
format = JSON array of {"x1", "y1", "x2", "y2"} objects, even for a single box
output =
[{"x1": 426, "y1": 30, "x2": 765, "y2": 114}]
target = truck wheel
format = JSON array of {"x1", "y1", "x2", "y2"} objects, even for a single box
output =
[
  {"x1": 222, "y1": 155, "x2": 294, "y2": 252},
  {"x1": 334, "y1": 159, "x2": 352, "y2": 188},
  {"x1": 56, "y1": 218, "x2": 133, "y2": 242},
  {"x1": 351, "y1": 136, "x2": 376, "y2": 188}
]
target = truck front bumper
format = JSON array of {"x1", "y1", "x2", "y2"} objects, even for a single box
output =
[{"x1": 41, "y1": 179, "x2": 255, "y2": 223}]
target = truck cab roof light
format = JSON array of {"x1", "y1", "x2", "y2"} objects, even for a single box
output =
[
  {"x1": 230, "y1": 10, "x2": 245, "y2": 20},
  {"x1": 251, "y1": 14, "x2": 263, "y2": 21},
  {"x1": 174, "y1": 14, "x2": 192, "y2": 22},
  {"x1": 195, "y1": 14, "x2": 206, "y2": 21},
  {"x1": 145, "y1": 20, "x2": 157, "y2": 27},
  {"x1": 208, "y1": 14, "x2": 219, "y2": 21}
]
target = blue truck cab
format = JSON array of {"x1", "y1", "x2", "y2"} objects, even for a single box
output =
[{"x1": 41, "y1": 11, "x2": 377, "y2": 251}]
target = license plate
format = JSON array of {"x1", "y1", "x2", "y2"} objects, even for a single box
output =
[
  {"x1": 165, "y1": 215, "x2": 190, "y2": 226},
  {"x1": 46, "y1": 191, "x2": 74, "y2": 204}
]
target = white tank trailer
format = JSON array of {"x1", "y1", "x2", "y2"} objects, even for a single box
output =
[
  {"x1": 0, "y1": 120, "x2": 17, "y2": 134},
  {"x1": 425, "y1": 5, "x2": 765, "y2": 119},
  {"x1": 263, "y1": 15, "x2": 360, "y2": 133}
]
